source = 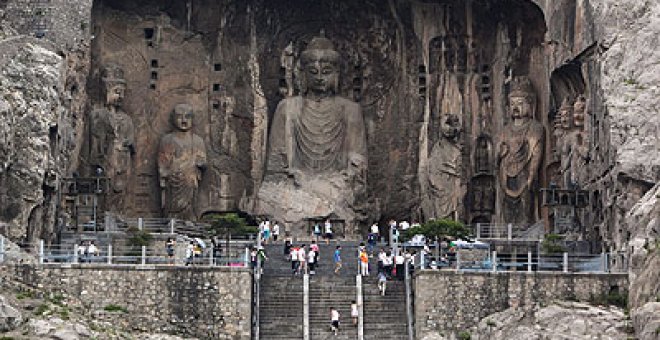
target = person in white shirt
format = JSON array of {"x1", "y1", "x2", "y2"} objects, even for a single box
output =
[
  {"x1": 272, "y1": 222, "x2": 280, "y2": 242},
  {"x1": 399, "y1": 220, "x2": 410, "y2": 231},
  {"x1": 298, "y1": 245, "x2": 307, "y2": 274},
  {"x1": 87, "y1": 241, "x2": 99, "y2": 259},
  {"x1": 324, "y1": 219, "x2": 333, "y2": 244},
  {"x1": 370, "y1": 223, "x2": 379, "y2": 236},
  {"x1": 290, "y1": 246, "x2": 299, "y2": 275},
  {"x1": 308, "y1": 248, "x2": 316, "y2": 275},
  {"x1": 330, "y1": 307, "x2": 340, "y2": 335}
]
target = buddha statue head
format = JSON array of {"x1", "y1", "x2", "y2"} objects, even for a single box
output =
[
  {"x1": 101, "y1": 64, "x2": 126, "y2": 107},
  {"x1": 171, "y1": 104, "x2": 194, "y2": 132},
  {"x1": 508, "y1": 76, "x2": 536, "y2": 123},
  {"x1": 559, "y1": 98, "x2": 573, "y2": 130},
  {"x1": 440, "y1": 113, "x2": 461, "y2": 142},
  {"x1": 300, "y1": 32, "x2": 340, "y2": 97},
  {"x1": 573, "y1": 95, "x2": 586, "y2": 128}
]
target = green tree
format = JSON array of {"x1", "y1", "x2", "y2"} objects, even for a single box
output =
[
  {"x1": 402, "y1": 218, "x2": 472, "y2": 242},
  {"x1": 203, "y1": 213, "x2": 258, "y2": 238}
]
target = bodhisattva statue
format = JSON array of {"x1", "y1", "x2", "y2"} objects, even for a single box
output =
[
  {"x1": 158, "y1": 104, "x2": 207, "y2": 220},
  {"x1": 498, "y1": 76, "x2": 544, "y2": 224},
  {"x1": 89, "y1": 64, "x2": 135, "y2": 210},
  {"x1": 259, "y1": 34, "x2": 368, "y2": 235},
  {"x1": 425, "y1": 113, "x2": 463, "y2": 220}
]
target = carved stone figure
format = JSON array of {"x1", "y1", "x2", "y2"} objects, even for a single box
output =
[
  {"x1": 258, "y1": 33, "x2": 368, "y2": 235},
  {"x1": 89, "y1": 64, "x2": 135, "y2": 210},
  {"x1": 425, "y1": 113, "x2": 463, "y2": 219},
  {"x1": 158, "y1": 104, "x2": 207, "y2": 220},
  {"x1": 498, "y1": 76, "x2": 544, "y2": 224},
  {"x1": 562, "y1": 95, "x2": 590, "y2": 186},
  {"x1": 474, "y1": 135, "x2": 492, "y2": 175}
]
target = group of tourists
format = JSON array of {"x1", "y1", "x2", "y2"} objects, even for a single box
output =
[
  {"x1": 284, "y1": 240, "x2": 323, "y2": 275},
  {"x1": 259, "y1": 220, "x2": 281, "y2": 244},
  {"x1": 77, "y1": 240, "x2": 99, "y2": 262}
]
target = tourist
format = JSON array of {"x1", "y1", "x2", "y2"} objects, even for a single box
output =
[
  {"x1": 378, "y1": 271, "x2": 387, "y2": 296},
  {"x1": 314, "y1": 222, "x2": 322, "y2": 241},
  {"x1": 257, "y1": 245, "x2": 268, "y2": 274},
  {"x1": 185, "y1": 241, "x2": 194, "y2": 266},
  {"x1": 391, "y1": 223, "x2": 400, "y2": 245},
  {"x1": 310, "y1": 240, "x2": 320, "y2": 264},
  {"x1": 370, "y1": 222, "x2": 380, "y2": 239},
  {"x1": 351, "y1": 300, "x2": 358, "y2": 326},
  {"x1": 377, "y1": 248, "x2": 386, "y2": 274},
  {"x1": 308, "y1": 246, "x2": 317, "y2": 275},
  {"x1": 284, "y1": 238, "x2": 292, "y2": 260},
  {"x1": 394, "y1": 252, "x2": 405, "y2": 279},
  {"x1": 333, "y1": 245, "x2": 342, "y2": 274},
  {"x1": 166, "y1": 238, "x2": 176, "y2": 265},
  {"x1": 250, "y1": 247, "x2": 258, "y2": 270},
  {"x1": 87, "y1": 241, "x2": 99, "y2": 260},
  {"x1": 262, "y1": 220, "x2": 271, "y2": 245},
  {"x1": 272, "y1": 222, "x2": 280, "y2": 242},
  {"x1": 193, "y1": 241, "x2": 202, "y2": 261},
  {"x1": 359, "y1": 248, "x2": 369, "y2": 276},
  {"x1": 383, "y1": 251, "x2": 393, "y2": 277},
  {"x1": 399, "y1": 220, "x2": 410, "y2": 231},
  {"x1": 298, "y1": 244, "x2": 307, "y2": 274},
  {"x1": 77, "y1": 241, "x2": 87, "y2": 263},
  {"x1": 367, "y1": 232, "x2": 377, "y2": 254},
  {"x1": 290, "y1": 244, "x2": 299, "y2": 275},
  {"x1": 330, "y1": 307, "x2": 340, "y2": 336},
  {"x1": 324, "y1": 219, "x2": 333, "y2": 244},
  {"x1": 211, "y1": 237, "x2": 222, "y2": 264}
]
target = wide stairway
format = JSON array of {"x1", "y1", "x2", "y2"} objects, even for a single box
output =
[
  {"x1": 259, "y1": 243, "x2": 303, "y2": 339},
  {"x1": 363, "y1": 275, "x2": 408, "y2": 339},
  {"x1": 259, "y1": 241, "x2": 408, "y2": 339}
]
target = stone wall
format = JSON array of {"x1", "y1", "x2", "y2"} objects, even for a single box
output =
[
  {"x1": 13, "y1": 265, "x2": 252, "y2": 339},
  {"x1": 414, "y1": 271, "x2": 628, "y2": 338}
]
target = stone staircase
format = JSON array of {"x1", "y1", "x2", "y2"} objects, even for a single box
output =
[
  {"x1": 258, "y1": 274, "x2": 303, "y2": 339},
  {"x1": 363, "y1": 276, "x2": 408, "y2": 339},
  {"x1": 258, "y1": 241, "x2": 408, "y2": 340},
  {"x1": 310, "y1": 275, "x2": 357, "y2": 339}
]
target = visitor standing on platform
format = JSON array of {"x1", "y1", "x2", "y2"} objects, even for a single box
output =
[
  {"x1": 351, "y1": 300, "x2": 358, "y2": 326},
  {"x1": 330, "y1": 307, "x2": 340, "y2": 336},
  {"x1": 272, "y1": 222, "x2": 280, "y2": 242},
  {"x1": 359, "y1": 248, "x2": 369, "y2": 276},
  {"x1": 324, "y1": 219, "x2": 333, "y2": 244}
]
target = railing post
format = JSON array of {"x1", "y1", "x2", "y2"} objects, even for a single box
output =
[
  {"x1": 601, "y1": 252, "x2": 607, "y2": 273},
  {"x1": 107, "y1": 244, "x2": 112, "y2": 265},
  {"x1": 303, "y1": 273, "x2": 310, "y2": 340},
  {"x1": 141, "y1": 246, "x2": 146, "y2": 266},
  {"x1": 39, "y1": 239, "x2": 44, "y2": 265},
  {"x1": 138, "y1": 217, "x2": 143, "y2": 231},
  {"x1": 244, "y1": 247, "x2": 249, "y2": 267},
  {"x1": 476, "y1": 223, "x2": 481, "y2": 239},
  {"x1": 73, "y1": 243, "x2": 78, "y2": 264},
  {"x1": 527, "y1": 251, "x2": 532, "y2": 273},
  {"x1": 405, "y1": 259, "x2": 414, "y2": 340},
  {"x1": 170, "y1": 218, "x2": 175, "y2": 234},
  {"x1": 356, "y1": 274, "x2": 364, "y2": 340},
  {"x1": 209, "y1": 245, "x2": 214, "y2": 266},
  {"x1": 456, "y1": 250, "x2": 461, "y2": 270},
  {"x1": 0, "y1": 235, "x2": 4, "y2": 263},
  {"x1": 492, "y1": 251, "x2": 497, "y2": 272},
  {"x1": 507, "y1": 224, "x2": 513, "y2": 240},
  {"x1": 563, "y1": 252, "x2": 568, "y2": 273}
]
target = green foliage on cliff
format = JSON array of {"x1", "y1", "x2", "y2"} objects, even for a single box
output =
[
  {"x1": 402, "y1": 219, "x2": 472, "y2": 242},
  {"x1": 126, "y1": 226, "x2": 152, "y2": 247},
  {"x1": 541, "y1": 233, "x2": 565, "y2": 254},
  {"x1": 205, "y1": 213, "x2": 258, "y2": 237}
]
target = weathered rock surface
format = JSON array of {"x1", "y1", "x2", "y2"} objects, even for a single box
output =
[
  {"x1": 0, "y1": 294, "x2": 22, "y2": 332},
  {"x1": 472, "y1": 301, "x2": 629, "y2": 340}
]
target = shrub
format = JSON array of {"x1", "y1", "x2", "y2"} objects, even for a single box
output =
[
  {"x1": 204, "y1": 213, "x2": 258, "y2": 237},
  {"x1": 103, "y1": 304, "x2": 128, "y2": 313},
  {"x1": 541, "y1": 233, "x2": 565, "y2": 253},
  {"x1": 458, "y1": 331, "x2": 471, "y2": 340},
  {"x1": 402, "y1": 218, "x2": 472, "y2": 242}
]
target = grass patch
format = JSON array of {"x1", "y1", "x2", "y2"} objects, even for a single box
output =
[
  {"x1": 58, "y1": 306, "x2": 70, "y2": 320},
  {"x1": 103, "y1": 304, "x2": 128, "y2": 313},
  {"x1": 15, "y1": 291, "x2": 34, "y2": 300},
  {"x1": 47, "y1": 293, "x2": 65, "y2": 306},
  {"x1": 486, "y1": 319, "x2": 497, "y2": 327},
  {"x1": 1, "y1": 337, "x2": 16, "y2": 340},
  {"x1": 458, "y1": 331, "x2": 471, "y2": 340},
  {"x1": 34, "y1": 303, "x2": 49, "y2": 316}
]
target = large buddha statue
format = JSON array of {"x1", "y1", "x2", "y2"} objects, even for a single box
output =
[
  {"x1": 89, "y1": 64, "x2": 135, "y2": 211},
  {"x1": 497, "y1": 76, "x2": 544, "y2": 225},
  {"x1": 258, "y1": 33, "x2": 368, "y2": 235},
  {"x1": 158, "y1": 104, "x2": 207, "y2": 220}
]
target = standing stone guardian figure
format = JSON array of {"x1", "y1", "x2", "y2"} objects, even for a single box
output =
[
  {"x1": 258, "y1": 33, "x2": 368, "y2": 235},
  {"x1": 89, "y1": 64, "x2": 135, "y2": 211},
  {"x1": 497, "y1": 76, "x2": 544, "y2": 224},
  {"x1": 158, "y1": 104, "x2": 207, "y2": 220}
]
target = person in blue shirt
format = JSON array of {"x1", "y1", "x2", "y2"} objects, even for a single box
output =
[{"x1": 334, "y1": 245, "x2": 342, "y2": 274}]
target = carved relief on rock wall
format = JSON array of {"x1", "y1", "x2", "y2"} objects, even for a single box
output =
[
  {"x1": 497, "y1": 76, "x2": 545, "y2": 225},
  {"x1": 157, "y1": 104, "x2": 207, "y2": 220},
  {"x1": 88, "y1": 64, "x2": 135, "y2": 212}
]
